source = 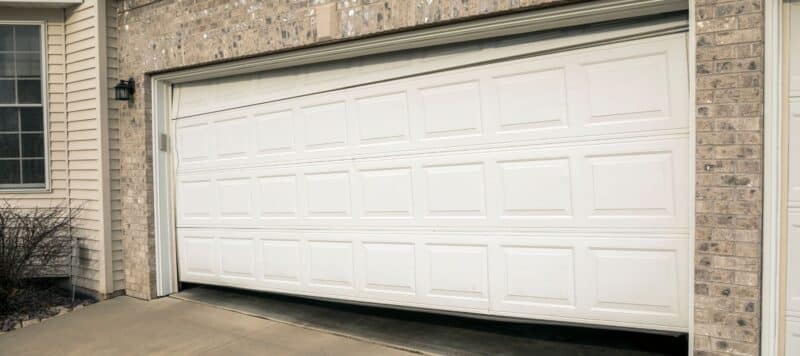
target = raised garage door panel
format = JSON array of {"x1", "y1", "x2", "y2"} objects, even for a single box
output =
[{"x1": 173, "y1": 33, "x2": 690, "y2": 332}]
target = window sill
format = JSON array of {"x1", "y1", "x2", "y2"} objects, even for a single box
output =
[{"x1": 0, "y1": 187, "x2": 50, "y2": 194}]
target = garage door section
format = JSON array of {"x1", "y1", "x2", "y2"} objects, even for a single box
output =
[{"x1": 171, "y1": 32, "x2": 690, "y2": 332}]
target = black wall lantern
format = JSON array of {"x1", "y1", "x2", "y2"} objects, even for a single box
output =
[{"x1": 114, "y1": 78, "x2": 135, "y2": 101}]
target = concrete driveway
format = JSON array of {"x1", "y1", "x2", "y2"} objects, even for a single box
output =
[
  {"x1": 0, "y1": 296, "x2": 410, "y2": 356},
  {"x1": 174, "y1": 286, "x2": 686, "y2": 356}
]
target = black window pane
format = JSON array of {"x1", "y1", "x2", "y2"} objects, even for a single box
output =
[
  {"x1": 0, "y1": 26, "x2": 12, "y2": 52},
  {"x1": 14, "y1": 26, "x2": 40, "y2": 52},
  {"x1": 0, "y1": 108, "x2": 17, "y2": 132},
  {"x1": 21, "y1": 159, "x2": 44, "y2": 184},
  {"x1": 0, "y1": 134, "x2": 19, "y2": 158},
  {"x1": 0, "y1": 160, "x2": 20, "y2": 184},
  {"x1": 0, "y1": 80, "x2": 13, "y2": 104},
  {"x1": 17, "y1": 79, "x2": 40, "y2": 104},
  {"x1": 21, "y1": 133, "x2": 43, "y2": 157},
  {"x1": 20, "y1": 107, "x2": 42, "y2": 131},
  {"x1": 15, "y1": 53, "x2": 40, "y2": 78},
  {"x1": 0, "y1": 53, "x2": 14, "y2": 77}
]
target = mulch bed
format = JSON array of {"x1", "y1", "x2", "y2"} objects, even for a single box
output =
[{"x1": 0, "y1": 280, "x2": 95, "y2": 334}]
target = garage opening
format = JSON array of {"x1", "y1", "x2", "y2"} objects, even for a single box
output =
[{"x1": 168, "y1": 15, "x2": 691, "y2": 333}]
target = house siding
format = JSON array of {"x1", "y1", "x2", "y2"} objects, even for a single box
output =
[
  {"x1": 0, "y1": 4, "x2": 122, "y2": 297},
  {"x1": 113, "y1": 0, "x2": 766, "y2": 354},
  {"x1": 66, "y1": 0, "x2": 105, "y2": 295},
  {"x1": 0, "y1": 11, "x2": 67, "y2": 209},
  {"x1": 107, "y1": 0, "x2": 125, "y2": 293}
]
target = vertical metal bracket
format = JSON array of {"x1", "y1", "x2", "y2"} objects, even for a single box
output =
[{"x1": 159, "y1": 133, "x2": 169, "y2": 152}]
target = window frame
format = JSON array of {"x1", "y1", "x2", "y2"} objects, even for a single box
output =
[{"x1": 0, "y1": 20, "x2": 49, "y2": 192}]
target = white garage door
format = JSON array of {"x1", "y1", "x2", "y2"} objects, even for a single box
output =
[{"x1": 171, "y1": 30, "x2": 691, "y2": 332}]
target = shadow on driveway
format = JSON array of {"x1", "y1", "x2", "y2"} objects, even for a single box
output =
[
  {"x1": 176, "y1": 284, "x2": 687, "y2": 356},
  {"x1": 0, "y1": 293, "x2": 409, "y2": 356}
]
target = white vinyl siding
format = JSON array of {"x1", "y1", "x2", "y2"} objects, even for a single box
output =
[
  {"x1": 785, "y1": 2, "x2": 800, "y2": 354},
  {"x1": 0, "y1": 1, "x2": 121, "y2": 296},
  {"x1": 105, "y1": 0, "x2": 124, "y2": 292},
  {"x1": 0, "y1": 13, "x2": 70, "y2": 238},
  {"x1": 65, "y1": 0, "x2": 103, "y2": 293}
]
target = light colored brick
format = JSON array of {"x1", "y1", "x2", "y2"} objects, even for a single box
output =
[
  {"x1": 694, "y1": 1, "x2": 763, "y2": 354},
  {"x1": 697, "y1": 16, "x2": 738, "y2": 33},
  {"x1": 111, "y1": 2, "x2": 767, "y2": 355}
]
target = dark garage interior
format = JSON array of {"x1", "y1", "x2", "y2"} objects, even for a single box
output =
[{"x1": 177, "y1": 284, "x2": 688, "y2": 356}]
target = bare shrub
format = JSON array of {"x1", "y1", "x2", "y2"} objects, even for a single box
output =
[{"x1": 0, "y1": 202, "x2": 78, "y2": 318}]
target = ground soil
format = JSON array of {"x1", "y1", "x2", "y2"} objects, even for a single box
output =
[{"x1": 0, "y1": 280, "x2": 94, "y2": 332}]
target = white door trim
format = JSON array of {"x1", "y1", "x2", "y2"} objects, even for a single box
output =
[
  {"x1": 762, "y1": 1, "x2": 784, "y2": 355},
  {"x1": 151, "y1": 0, "x2": 690, "y2": 305},
  {"x1": 687, "y1": 1, "x2": 697, "y2": 353}
]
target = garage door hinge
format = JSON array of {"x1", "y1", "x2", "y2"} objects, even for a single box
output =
[{"x1": 159, "y1": 134, "x2": 169, "y2": 152}]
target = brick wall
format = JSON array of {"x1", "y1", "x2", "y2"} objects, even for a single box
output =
[
  {"x1": 115, "y1": 1, "x2": 767, "y2": 354},
  {"x1": 694, "y1": 0, "x2": 764, "y2": 355}
]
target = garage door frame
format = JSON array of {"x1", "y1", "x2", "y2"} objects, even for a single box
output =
[{"x1": 149, "y1": 0, "x2": 694, "y2": 333}]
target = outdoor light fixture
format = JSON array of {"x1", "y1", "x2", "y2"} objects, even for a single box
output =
[{"x1": 114, "y1": 78, "x2": 135, "y2": 101}]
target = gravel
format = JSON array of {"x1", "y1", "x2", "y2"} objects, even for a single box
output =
[{"x1": 0, "y1": 284, "x2": 94, "y2": 333}]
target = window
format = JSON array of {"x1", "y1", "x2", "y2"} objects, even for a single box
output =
[{"x1": 0, "y1": 24, "x2": 46, "y2": 189}]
